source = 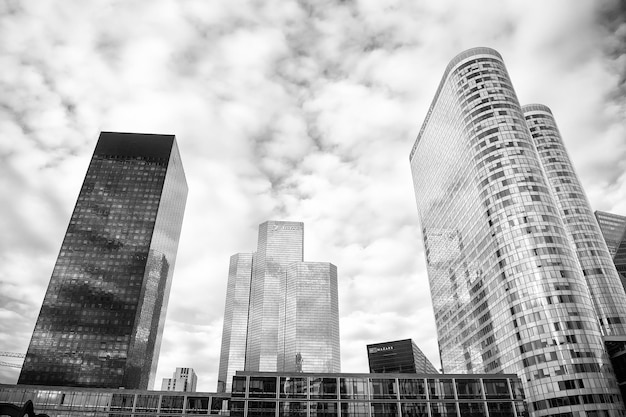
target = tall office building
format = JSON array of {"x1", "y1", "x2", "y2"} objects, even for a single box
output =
[
  {"x1": 161, "y1": 367, "x2": 197, "y2": 392},
  {"x1": 217, "y1": 253, "x2": 254, "y2": 393},
  {"x1": 246, "y1": 221, "x2": 305, "y2": 372},
  {"x1": 595, "y1": 210, "x2": 626, "y2": 291},
  {"x1": 613, "y1": 227, "x2": 626, "y2": 297},
  {"x1": 410, "y1": 47, "x2": 626, "y2": 416},
  {"x1": 279, "y1": 262, "x2": 340, "y2": 373},
  {"x1": 595, "y1": 211, "x2": 626, "y2": 258},
  {"x1": 595, "y1": 211, "x2": 626, "y2": 401},
  {"x1": 217, "y1": 221, "x2": 340, "y2": 392},
  {"x1": 367, "y1": 339, "x2": 439, "y2": 374},
  {"x1": 18, "y1": 132, "x2": 188, "y2": 390}
]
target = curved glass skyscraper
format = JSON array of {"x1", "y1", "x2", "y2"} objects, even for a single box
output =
[{"x1": 410, "y1": 48, "x2": 626, "y2": 416}]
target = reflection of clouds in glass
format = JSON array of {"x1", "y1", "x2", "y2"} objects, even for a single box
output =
[{"x1": 17, "y1": 133, "x2": 187, "y2": 390}]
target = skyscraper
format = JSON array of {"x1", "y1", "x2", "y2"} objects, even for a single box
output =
[
  {"x1": 410, "y1": 47, "x2": 626, "y2": 416},
  {"x1": 161, "y1": 367, "x2": 197, "y2": 392},
  {"x1": 595, "y1": 211, "x2": 626, "y2": 258},
  {"x1": 246, "y1": 221, "x2": 305, "y2": 372},
  {"x1": 595, "y1": 211, "x2": 626, "y2": 401},
  {"x1": 367, "y1": 339, "x2": 439, "y2": 374},
  {"x1": 217, "y1": 221, "x2": 340, "y2": 392},
  {"x1": 279, "y1": 261, "x2": 340, "y2": 373},
  {"x1": 595, "y1": 210, "x2": 626, "y2": 292},
  {"x1": 18, "y1": 132, "x2": 188, "y2": 390},
  {"x1": 217, "y1": 253, "x2": 254, "y2": 393}
]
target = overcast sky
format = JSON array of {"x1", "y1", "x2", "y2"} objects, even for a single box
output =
[{"x1": 0, "y1": 0, "x2": 625, "y2": 392}]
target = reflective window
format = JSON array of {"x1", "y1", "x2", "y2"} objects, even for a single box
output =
[
  {"x1": 340, "y1": 377, "x2": 368, "y2": 399},
  {"x1": 111, "y1": 393, "x2": 134, "y2": 411},
  {"x1": 487, "y1": 401, "x2": 514, "y2": 417},
  {"x1": 247, "y1": 401, "x2": 276, "y2": 417},
  {"x1": 458, "y1": 402, "x2": 486, "y2": 416},
  {"x1": 210, "y1": 397, "x2": 229, "y2": 415},
  {"x1": 229, "y1": 400, "x2": 245, "y2": 417},
  {"x1": 280, "y1": 401, "x2": 307, "y2": 416},
  {"x1": 310, "y1": 401, "x2": 338, "y2": 417},
  {"x1": 249, "y1": 377, "x2": 277, "y2": 398},
  {"x1": 59, "y1": 392, "x2": 76, "y2": 407},
  {"x1": 161, "y1": 395, "x2": 184, "y2": 413},
  {"x1": 280, "y1": 377, "x2": 307, "y2": 399},
  {"x1": 455, "y1": 379, "x2": 482, "y2": 399},
  {"x1": 186, "y1": 396, "x2": 208, "y2": 413},
  {"x1": 428, "y1": 379, "x2": 455, "y2": 399},
  {"x1": 509, "y1": 379, "x2": 524, "y2": 400},
  {"x1": 431, "y1": 402, "x2": 458, "y2": 417},
  {"x1": 341, "y1": 402, "x2": 369, "y2": 417},
  {"x1": 135, "y1": 394, "x2": 159, "y2": 413},
  {"x1": 399, "y1": 378, "x2": 426, "y2": 399},
  {"x1": 34, "y1": 390, "x2": 63, "y2": 406},
  {"x1": 371, "y1": 402, "x2": 397, "y2": 417},
  {"x1": 483, "y1": 379, "x2": 510, "y2": 399},
  {"x1": 370, "y1": 378, "x2": 397, "y2": 399},
  {"x1": 402, "y1": 402, "x2": 429, "y2": 417},
  {"x1": 69, "y1": 392, "x2": 90, "y2": 408},
  {"x1": 310, "y1": 378, "x2": 338, "y2": 400},
  {"x1": 232, "y1": 376, "x2": 247, "y2": 397}
]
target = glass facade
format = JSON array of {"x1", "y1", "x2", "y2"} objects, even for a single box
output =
[
  {"x1": 229, "y1": 371, "x2": 527, "y2": 417},
  {"x1": 523, "y1": 104, "x2": 626, "y2": 337},
  {"x1": 595, "y1": 211, "x2": 626, "y2": 403},
  {"x1": 595, "y1": 210, "x2": 626, "y2": 295},
  {"x1": 246, "y1": 221, "x2": 305, "y2": 372},
  {"x1": 218, "y1": 254, "x2": 254, "y2": 392},
  {"x1": 0, "y1": 384, "x2": 230, "y2": 416},
  {"x1": 1, "y1": 371, "x2": 525, "y2": 416},
  {"x1": 367, "y1": 339, "x2": 438, "y2": 374},
  {"x1": 218, "y1": 221, "x2": 340, "y2": 389},
  {"x1": 410, "y1": 47, "x2": 625, "y2": 416},
  {"x1": 280, "y1": 262, "x2": 340, "y2": 373},
  {"x1": 595, "y1": 211, "x2": 626, "y2": 259},
  {"x1": 18, "y1": 132, "x2": 188, "y2": 390},
  {"x1": 615, "y1": 230, "x2": 626, "y2": 289}
]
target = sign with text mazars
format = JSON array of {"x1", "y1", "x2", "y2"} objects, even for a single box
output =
[{"x1": 369, "y1": 346, "x2": 394, "y2": 354}]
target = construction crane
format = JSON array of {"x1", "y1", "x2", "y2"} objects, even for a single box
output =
[{"x1": 0, "y1": 352, "x2": 25, "y2": 369}]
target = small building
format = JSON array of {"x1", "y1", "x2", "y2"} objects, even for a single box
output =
[
  {"x1": 161, "y1": 367, "x2": 198, "y2": 392},
  {"x1": 367, "y1": 339, "x2": 439, "y2": 374}
]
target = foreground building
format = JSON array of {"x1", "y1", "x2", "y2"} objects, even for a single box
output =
[
  {"x1": 218, "y1": 221, "x2": 340, "y2": 392},
  {"x1": 410, "y1": 47, "x2": 626, "y2": 416},
  {"x1": 0, "y1": 371, "x2": 527, "y2": 416},
  {"x1": 367, "y1": 339, "x2": 439, "y2": 374},
  {"x1": 18, "y1": 132, "x2": 188, "y2": 390},
  {"x1": 161, "y1": 367, "x2": 198, "y2": 392}
]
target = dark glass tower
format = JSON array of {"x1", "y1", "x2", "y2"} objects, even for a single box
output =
[
  {"x1": 18, "y1": 132, "x2": 188, "y2": 389},
  {"x1": 367, "y1": 339, "x2": 439, "y2": 374}
]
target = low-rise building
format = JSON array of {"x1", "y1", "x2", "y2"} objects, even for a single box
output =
[
  {"x1": 367, "y1": 339, "x2": 439, "y2": 374},
  {"x1": 1, "y1": 371, "x2": 527, "y2": 416}
]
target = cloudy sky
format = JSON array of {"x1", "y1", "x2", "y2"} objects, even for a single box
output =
[{"x1": 1, "y1": 0, "x2": 625, "y2": 391}]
